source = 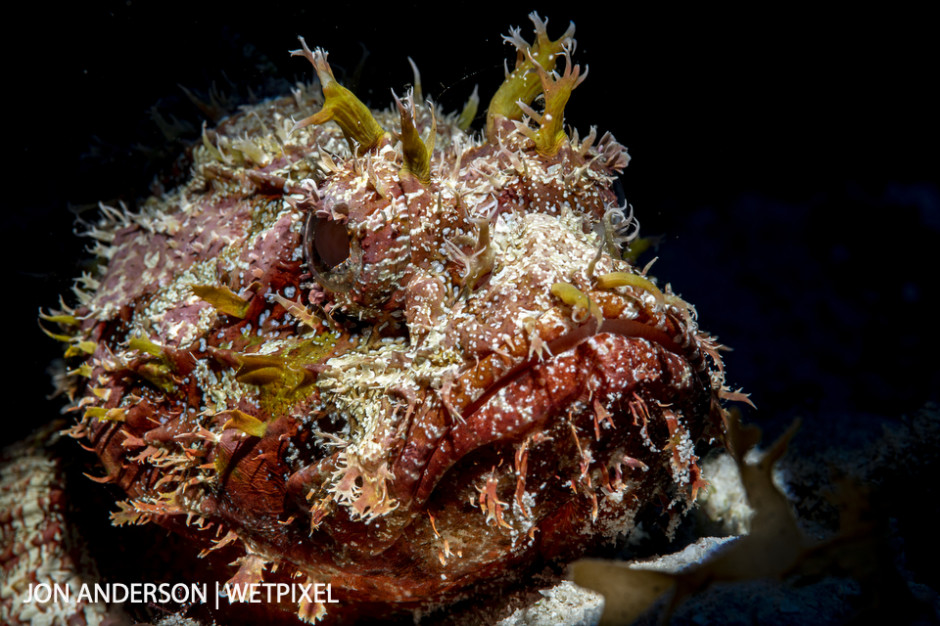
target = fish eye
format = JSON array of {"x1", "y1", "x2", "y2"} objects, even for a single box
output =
[
  {"x1": 313, "y1": 217, "x2": 350, "y2": 268},
  {"x1": 304, "y1": 208, "x2": 360, "y2": 292}
]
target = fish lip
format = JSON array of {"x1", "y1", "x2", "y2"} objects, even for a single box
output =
[
  {"x1": 405, "y1": 315, "x2": 695, "y2": 501},
  {"x1": 460, "y1": 316, "x2": 685, "y2": 422},
  {"x1": 322, "y1": 314, "x2": 695, "y2": 528}
]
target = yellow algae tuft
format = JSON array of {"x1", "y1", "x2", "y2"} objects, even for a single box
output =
[
  {"x1": 485, "y1": 12, "x2": 576, "y2": 139},
  {"x1": 551, "y1": 282, "x2": 603, "y2": 325},
  {"x1": 221, "y1": 409, "x2": 269, "y2": 438},
  {"x1": 84, "y1": 407, "x2": 126, "y2": 422},
  {"x1": 514, "y1": 48, "x2": 587, "y2": 156},
  {"x1": 290, "y1": 37, "x2": 387, "y2": 153},
  {"x1": 456, "y1": 84, "x2": 480, "y2": 132},
  {"x1": 192, "y1": 284, "x2": 251, "y2": 318},
  {"x1": 595, "y1": 271, "x2": 665, "y2": 309},
  {"x1": 394, "y1": 90, "x2": 436, "y2": 185},
  {"x1": 128, "y1": 335, "x2": 165, "y2": 356},
  {"x1": 224, "y1": 333, "x2": 337, "y2": 416}
]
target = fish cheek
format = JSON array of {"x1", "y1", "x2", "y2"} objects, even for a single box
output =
[{"x1": 403, "y1": 273, "x2": 448, "y2": 344}]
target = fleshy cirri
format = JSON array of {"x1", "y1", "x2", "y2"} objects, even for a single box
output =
[{"x1": 36, "y1": 12, "x2": 738, "y2": 624}]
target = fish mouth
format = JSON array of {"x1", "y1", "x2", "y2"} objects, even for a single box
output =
[
  {"x1": 460, "y1": 316, "x2": 688, "y2": 420},
  {"x1": 408, "y1": 309, "x2": 714, "y2": 507}
]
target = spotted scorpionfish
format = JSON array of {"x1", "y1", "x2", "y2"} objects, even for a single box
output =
[{"x1": 22, "y1": 13, "x2": 735, "y2": 625}]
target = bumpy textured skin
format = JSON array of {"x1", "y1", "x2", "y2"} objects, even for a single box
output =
[
  {"x1": 38, "y1": 16, "x2": 731, "y2": 624},
  {"x1": 0, "y1": 429, "x2": 113, "y2": 626}
]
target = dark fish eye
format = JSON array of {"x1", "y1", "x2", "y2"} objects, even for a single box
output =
[
  {"x1": 313, "y1": 217, "x2": 350, "y2": 268},
  {"x1": 304, "y1": 208, "x2": 360, "y2": 292}
]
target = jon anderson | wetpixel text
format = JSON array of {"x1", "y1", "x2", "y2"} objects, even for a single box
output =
[{"x1": 23, "y1": 581, "x2": 338, "y2": 608}]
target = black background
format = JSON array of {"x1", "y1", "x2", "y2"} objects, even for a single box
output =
[{"x1": 5, "y1": 2, "x2": 937, "y2": 447}]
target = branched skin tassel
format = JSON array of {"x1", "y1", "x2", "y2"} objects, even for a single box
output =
[
  {"x1": 393, "y1": 90, "x2": 435, "y2": 185},
  {"x1": 486, "y1": 12, "x2": 576, "y2": 139},
  {"x1": 290, "y1": 38, "x2": 388, "y2": 153},
  {"x1": 36, "y1": 14, "x2": 736, "y2": 625},
  {"x1": 514, "y1": 48, "x2": 587, "y2": 156}
]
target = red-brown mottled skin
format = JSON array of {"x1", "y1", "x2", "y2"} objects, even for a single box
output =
[
  {"x1": 0, "y1": 430, "x2": 115, "y2": 625},
  {"x1": 37, "y1": 15, "x2": 732, "y2": 625}
]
